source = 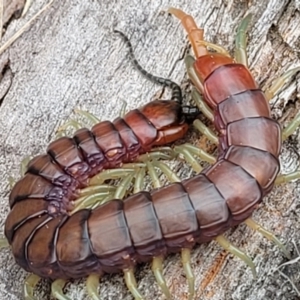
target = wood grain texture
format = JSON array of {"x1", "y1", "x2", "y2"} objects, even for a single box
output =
[{"x1": 0, "y1": 0, "x2": 299, "y2": 299}]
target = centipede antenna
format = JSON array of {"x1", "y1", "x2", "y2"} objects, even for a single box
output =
[
  {"x1": 123, "y1": 269, "x2": 145, "y2": 300},
  {"x1": 86, "y1": 274, "x2": 101, "y2": 300},
  {"x1": 191, "y1": 88, "x2": 214, "y2": 121},
  {"x1": 51, "y1": 279, "x2": 71, "y2": 300},
  {"x1": 152, "y1": 256, "x2": 171, "y2": 299},
  {"x1": 74, "y1": 109, "x2": 101, "y2": 125},
  {"x1": 215, "y1": 235, "x2": 257, "y2": 278},
  {"x1": 235, "y1": 14, "x2": 252, "y2": 67},
  {"x1": 24, "y1": 274, "x2": 40, "y2": 300},
  {"x1": 181, "y1": 248, "x2": 195, "y2": 300},
  {"x1": 265, "y1": 66, "x2": 300, "y2": 101},
  {"x1": 114, "y1": 29, "x2": 183, "y2": 104},
  {"x1": 275, "y1": 170, "x2": 300, "y2": 185},
  {"x1": 282, "y1": 111, "x2": 300, "y2": 140},
  {"x1": 244, "y1": 218, "x2": 291, "y2": 259},
  {"x1": 193, "y1": 119, "x2": 219, "y2": 144}
]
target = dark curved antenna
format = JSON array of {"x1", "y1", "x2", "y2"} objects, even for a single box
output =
[{"x1": 114, "y1": 30, "x2": 183, "y2": 104}]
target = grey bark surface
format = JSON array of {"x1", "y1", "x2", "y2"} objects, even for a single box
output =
[{"x1": 0, "y1": 0, "x2": 299, "y2": 299}]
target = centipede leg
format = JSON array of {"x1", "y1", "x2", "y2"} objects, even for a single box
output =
[
  {"x1": 173, "y1": 142, "x2": 217, "y2": 174},
  {"x1": 151, "y1": 159, "x2": 181, "y2": 183},
  {"x1": 275, "y1": 171, "x2": 300, "y2": 185},
  {"x1": 74, "y1": 109, "x2": 101, "y2": 125},
  {"x1": 244, "y1": 218, "x2": 291, "y2": 259},
  {"x1": 86, "y1": 274, "x2": 101, "y2": 300},
  {"x1": 89, "y1": 168, "x2": 135, "y2": 185},
  {"x1": 152, "y1": 255, "x2": 171, "y2": 299},
  {"x1": 191, "y1": 88, "x2": 214, "y2": 121},
  {"x1": 173, "y1": 145, "x2": 204, "y2": 173},
  {"x1": 179, "y1": 143, "x2": 216, "y2": 164},
  {"x1": 195, "y1": 40, "x2": 231, "y2": 57},
  {"x1": 51, "y1": 279, "x2": 71, "y2": 300},
  {"x1": 24, "y1": 274, "x2": 40, "y2": 300},
  {"x1": 0, "y1": 238, "x2": 9, "y2": 248},
  {"x1": 71, "y1": 190, "x2": 117, "y2": 214},
  {"x1": 193, "y1": 119, "x2": 219, "y2": 144},
  {"x1": 282, "y1": 111, "x2": 300, "y2": 141},
  {"x1": 265, "y1": 66, "x2": 300, "y2": 101},
  {"x1": 275, "y1": 110, "x2": 300, "y2": 185},
  {"x1": 234, "y1": 14, "x2": 252, "y2": 67},
  {"x1": 114, "y1": 172, "x2": 135, "y2": 199},
  {"x1": 119, "y1": 100, "x2": 127, "y2": 118},
  {"x1": 181, "y1": 248, "x2": 195, "y2": 300},
  {"x1": 133, "y1": 167, "x2": 146, "y2": 193},
  {"x1": 185, "y1": 55, "x2": 204, "y2": 95},
  {"x1": 215, "y1": 235, "x2": 257, "y2": 278},
  {"x1": 56, "y1": 119, "x2": 84, "y2": 137},
  {"x1": 146, "y1": 160, "x2": 162, "y2": 188},
  {"x1": 123, "y1": 269, "x2": 145, "y2": 300},
  {"x1": 186, "y1": 57, "x2": 220, "y2": 143}
]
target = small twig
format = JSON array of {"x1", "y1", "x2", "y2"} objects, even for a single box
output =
[
  {"x1": 274, "y1": 239, "x2": 300, "y2": 296},
  {"x1": 0, "y1": 0, "x2": 54, "y2": 56},
  {"x1": 277, "y1": 256, "x2": 300, "y2": 269},
  {"x1": 21, "y1": 0, "x2": 33, "y2": 17},
  {"x1": 276, "y1": 270, "x2": 300, "y2": 296},
  {"x1": 0, "y1": 0, "x2": 3, "y2": 41},
  {"x1": 292, "y1": 239, "x2": 300, "y2": 257}
]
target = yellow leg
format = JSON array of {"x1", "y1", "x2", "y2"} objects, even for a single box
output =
[
  {"x1": 235, "y1": 14, "x2": 252, "y2": 67},
  {"x1": 123, "y1": 269, "x2": 144, "y2": 300},
  {"x1": 181, "y1": 248, "x2": 195, "y2": 300},
  {"x1": 51, "y1": 279, "x2": 71, "y2": 300},
  {"x1": 152, "y1": 256, "x2": 171, "y2": 299},
  {"x1": 86, "y1": 274, "x2": 101, "y2": 300},
  {"x1": 24, "y1": 274, "x2": 40, "y2": 300},
  {"x1": 265, "y1": 67, "x2": 300, "y2": 101},
  {"x1": 215, "y1": 235, "x2": 257, "y2": 278},
  {"x1": 244, "y1": 218, "x2": 291, "y2": 259}
]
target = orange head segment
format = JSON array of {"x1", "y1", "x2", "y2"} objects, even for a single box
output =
[{"x1": 168, "y1": 7, "x2": 207, "y2": 58}]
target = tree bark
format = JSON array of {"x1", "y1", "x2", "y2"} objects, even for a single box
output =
[{"x1": 0, "y1": 0, "x2": 299, "y2": 299}]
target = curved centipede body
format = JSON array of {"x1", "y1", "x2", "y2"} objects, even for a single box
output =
[{"x1": 2, "y1": 6, "x2": 300, "y2": 300}]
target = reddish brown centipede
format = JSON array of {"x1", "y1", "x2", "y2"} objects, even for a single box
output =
[
  {"x1": 6, "y1": 30, "x2": 199, "y2": 219},
  {"x1": 2, "y1": 8, "x2": 300, "y2": 300}
]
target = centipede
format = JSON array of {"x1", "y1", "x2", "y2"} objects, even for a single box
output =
[{"x1": 2, "y1": 7, "x2": 300, "y2": 300}]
